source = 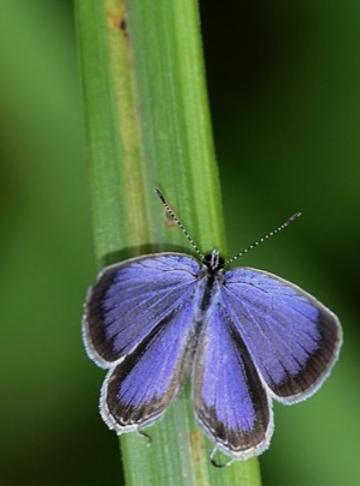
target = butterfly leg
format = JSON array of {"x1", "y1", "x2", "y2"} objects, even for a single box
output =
[
  {"x1": 136, "y1": 427, "x2": 152, "y2": 446},
  {"x1": 210, "y1": 447, "x2": 234, "y2": 468}
]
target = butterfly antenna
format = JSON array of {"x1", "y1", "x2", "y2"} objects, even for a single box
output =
[
  {"x1": 154, "y1": 188, "x2": 204, "y2": 258},
  {"x1": 225, "y1": 211, "x2": 302, "y2": 265}
]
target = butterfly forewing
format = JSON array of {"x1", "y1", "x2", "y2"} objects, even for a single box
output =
[
  {"x1": 221, "y1": 268, "x2": 342, "y2": 403},
  {"x1": 193, "y1": 302, "x2": 272, "y2": 459},
  {"x1": 83, "y1": 253, "x2": 200, "y2": 368}
]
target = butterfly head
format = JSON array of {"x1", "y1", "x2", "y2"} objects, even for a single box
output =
[{"x1": 202, "y1": 249, "x2": 225, "y2": 273}]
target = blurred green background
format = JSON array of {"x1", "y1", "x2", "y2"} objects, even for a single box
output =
[{"x1": 0, "y1": 1, "x2": 359, "y2": 485}]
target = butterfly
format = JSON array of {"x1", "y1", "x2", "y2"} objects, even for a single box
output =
[{"x1": 83, "y1": 188, "x2": 342, "y2": 465}]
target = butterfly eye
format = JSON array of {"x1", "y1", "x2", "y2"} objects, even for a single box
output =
[
  {"x1": 203, "y1": 254, "x2": 212, "y2": 265},
  {"x1": 217, "y1": 256, "x2": 225, "y2": 268}
]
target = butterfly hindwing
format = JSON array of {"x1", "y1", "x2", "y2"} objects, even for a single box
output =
[
  {"x1": 83, "y1": 253, "x2": 200, "y2": 368},
  {"x1": 193, "y1": 301, "x2": 272, "y2": 459},
  {"x1": 101, "y1": 289, "x2": 199, "y2": 432},
  {"x1": 221, "y1": 267, "x2": 342, "y2": 403}
]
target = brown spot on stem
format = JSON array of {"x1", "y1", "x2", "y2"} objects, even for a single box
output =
[
  {"x1": 118, "y1": 19, "x2": 128, "y2": 38},
  {"x1": 106, "y1": 3, "x2": 129, "y2": 40}
]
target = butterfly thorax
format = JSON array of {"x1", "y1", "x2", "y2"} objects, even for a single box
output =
[{"x1": 195, "y1": 252, "x2": 224, "y2": 322}]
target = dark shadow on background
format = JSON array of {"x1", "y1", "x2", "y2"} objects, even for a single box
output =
[{"x1": 102, "y1": 244, "x2": 199, "y2": 267}]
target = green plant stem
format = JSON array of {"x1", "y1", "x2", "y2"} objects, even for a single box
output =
[{"x1": 76, "y1": 0, "x2": 262, "y2": 484}]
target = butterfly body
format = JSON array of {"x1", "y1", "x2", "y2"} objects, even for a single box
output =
[{"x1": 83, "y1": 249, "x2": 342, "y2": 460}]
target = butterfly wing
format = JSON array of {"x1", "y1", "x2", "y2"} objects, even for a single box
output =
[
  {"x1": 222, "y1": 267, "x2": 342, "y2": 404},
  {"x1": 83, "y1": 253, "x2": 202, "y2": 432},
  {"x1": 101, "y1": 290, "x2": 199, "y2": 432},
  {"x1": 192, "y1": 301, "x2": 272, "y2": 459},
  {"x1": 83, "y1": 253, "x2": 200, "y2": 368}
]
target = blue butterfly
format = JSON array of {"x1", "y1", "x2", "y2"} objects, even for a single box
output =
[{"x1": 83, "y1": 189, "x2": 342, "y2": 466}]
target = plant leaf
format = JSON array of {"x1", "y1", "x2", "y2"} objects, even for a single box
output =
[{"x1": 76, "y1": 0, "x2": 262, "y2": 484}]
